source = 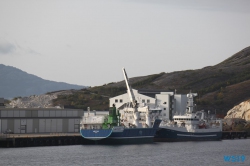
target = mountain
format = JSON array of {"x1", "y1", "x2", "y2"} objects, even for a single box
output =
[
  {"x1": 5, "y1": 46, "x2": 250, "y2": 116},
  {"x1": 51, "y1": 46, "x2": 250, "y2": 115},
  {"x1": 0, "y1": 64, "x2": 86, "y2": 99}
]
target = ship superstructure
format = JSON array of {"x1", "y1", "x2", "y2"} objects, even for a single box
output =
[
  {"x1": 155, "y1": 92, "x2": 222, "y2": 141},
  {"x1": 119, "y1": 68, "x2": 162, "y2": 128},
  {"x1": 80, "y1": 68, "x2": 161, "y2": 144}
]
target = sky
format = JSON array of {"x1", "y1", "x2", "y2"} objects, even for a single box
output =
[{"x1": 0, "y1": 0, "x2": 250, "y2": 87}]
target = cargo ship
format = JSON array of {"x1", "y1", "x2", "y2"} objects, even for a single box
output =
[
  {"x1": 80, "y1": 106, "x2": 161, "y2": 144},
  {"x1": 154, "y1": 92, "x2": 222, "y2": 141},
  {"x1": 80, "y1": 68, "x2": 161, "y2": 144}
]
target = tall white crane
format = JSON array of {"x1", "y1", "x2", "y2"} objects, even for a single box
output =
[
  {"x1": 122, "y1": 68, "x2": 140, "y2": 127},
  {"x1": 122, "y1": 68, "x2": 137, "y2": 107},
  {"x1": 122, "y1": 68, "x2": 154, "y2": 128}
]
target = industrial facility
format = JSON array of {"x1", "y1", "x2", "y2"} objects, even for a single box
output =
[
  {"x1": 0, "y1": 108, "x2": 84, "y2": 134},
  {"x1": 0, "y1": 89, "x2": 188, "y2": 135},
  {"x1": 109, "y1": 89, "x2": 189, "y2": 120},
  {"x1": 0, "y1": 98, "x2": 108, "y2": 134}
]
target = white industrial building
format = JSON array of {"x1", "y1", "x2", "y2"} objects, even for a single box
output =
[{"x1": 109, "y1": 89, "x2": 188, "y2": 120}]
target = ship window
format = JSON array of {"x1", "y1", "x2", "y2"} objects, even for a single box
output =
[
  {"x1": 142, "y1": 99, "x2": 145, "y2": 103},
  {"x1": 120, "y1": 99, "x2": 123, "y2": 103},
  {"x1": 163, "y1": 102, "x2": 167, "y2": 104},
  {"x1": 115, "y1": 99, "x2": 118, "y2": 103},
  {"x1": 163, "y1": 114, "x2": 166, "y2": 116},
  {"x1": 147, "y1": 99, "x2": 150, "y2": 103},
  {"x1": 164, "y1": 108, "x2": 166, "y2": 110}
]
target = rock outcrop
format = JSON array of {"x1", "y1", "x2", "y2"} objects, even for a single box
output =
[
  {"x1": 6, "y1": 90, "x2": 73, "y2": 108},
  {"x1": 224, "y1": 100, "x2": 250, "y2": 121}
]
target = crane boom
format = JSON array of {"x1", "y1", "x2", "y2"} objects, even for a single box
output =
[{"x1": 122, "y1": 68, "x2": 136, "y2": 107}]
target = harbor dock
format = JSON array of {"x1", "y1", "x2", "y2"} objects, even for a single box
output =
[
  {"x1": 0, "y1": 131, "x2": 248, "y2": 148},
  {"x1": 222, "y1": 131, "x2": 248, "y2": 139},
  {"x1": 0, "y1": 133, "x2": 93, "y2": 147}
]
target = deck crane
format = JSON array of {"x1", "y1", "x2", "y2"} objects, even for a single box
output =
[{"x1": 122, "y1": 68, "x2": 151, "y2": 127}]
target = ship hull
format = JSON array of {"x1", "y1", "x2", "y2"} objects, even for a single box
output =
[
  {"x1": 80, "y1": 129, "x2": 112, "y2": 141},
  {"x1": 154, "y1": 128, "x2": 222, "y2": 142},
  {"x1": 80, "y1": 128, "x2": 158, "y2": 144},
  {"x1": 106, "y1": 128, "x2": 157, "y2": 144}
]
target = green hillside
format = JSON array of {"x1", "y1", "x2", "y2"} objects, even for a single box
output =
[{"x1": 52, "y1": 46, "x2": 250, "y2": 115}]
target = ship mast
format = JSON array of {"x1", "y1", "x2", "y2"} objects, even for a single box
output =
[
  {"x1": 122, "y1": 68, "x2": 139, "y2": 127},
  {"x1": 187, "y1": 91, "x2": 197, "y2": 114}
]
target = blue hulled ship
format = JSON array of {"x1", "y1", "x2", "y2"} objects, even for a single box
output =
[
  {"x1": 154, "y1": 92, "x2": 222, "y2": 142},
  {"x1": 80, "y1": 68, "x2": 161, "y2": 144},
  {"x1": 80, "y1": 106, "x2": 161, "y2": 144}
]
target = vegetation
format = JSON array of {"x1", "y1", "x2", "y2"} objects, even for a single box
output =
[
  {"x1": 13, "y1": 96, "x2": 22, "y2": 100},
  {"x1": 52, "y1": 72, "x2": 165, "y2": 110},
  {"x1": 4, "y1": 99, "x2": 11, "y2": 104},
  {"x1": 52, "y1": 90, "x2": 109, "y2": 110},
  {"x1": 51, "y1": 46, "x2": 250, "y2": 116},
  {"x1": 131, "y1": 72, "x2": 165, "y2": 88}
]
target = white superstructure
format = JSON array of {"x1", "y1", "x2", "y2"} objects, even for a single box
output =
[
  {"x1": 110, "y1": 89, "x2": 189, "y2": 121},
  {"x1": 119, "y1": 68, "x2": 157, "y2": 128},
  {"x1": 160, "y1": 92, "x2": 222, "y2": 133}
]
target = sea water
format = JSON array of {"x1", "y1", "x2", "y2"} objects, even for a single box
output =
[{"x1": 0, "y1": 139, "x2": 249, "y2": 166}]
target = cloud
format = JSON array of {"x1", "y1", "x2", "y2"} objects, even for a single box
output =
[
  {"x1": 0, "y1": 42, "x2": 16, "y2": 55},
  {"x1": 0, "y1": 41, "x2": 41, "y2": 56},
  {"x1": 28, "y1": 49, "x2": 41, "y2": 56}
]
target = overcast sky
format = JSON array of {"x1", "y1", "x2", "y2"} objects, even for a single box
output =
[{"x1": 0, "y1": 0, "x2": 250, "y2": 86}]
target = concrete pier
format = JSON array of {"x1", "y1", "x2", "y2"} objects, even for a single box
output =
[
  {"x1": 0, "y1": 133, "x2": 94, "y2": 147},
  {"x1": 1, "y1": 131, "x2": 248, "y2": 147}
]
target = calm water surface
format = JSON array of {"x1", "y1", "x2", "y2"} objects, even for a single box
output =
[{"x1": 0, "y1": 139, "x2": 249, "y2": 166}]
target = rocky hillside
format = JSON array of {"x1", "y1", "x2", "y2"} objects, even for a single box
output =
[
  {"x1": 6, "y1": 46, "x2": 250, "y2": 115},
  {"x1": 224, "y1": 100, "x2": 250, "y2": 121},
  {"x1": 6, "y1": 89, "x2": 109, "y2": 110},
  {"x1": 0, "y1": 64, "x2": 86, "y2": 99},
  {"x1": 6, "y1": 90, "x2": 74, "y2": 108},
  {"x1": 82, "y1": 46, "x2": 250, "y2": 114}
]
